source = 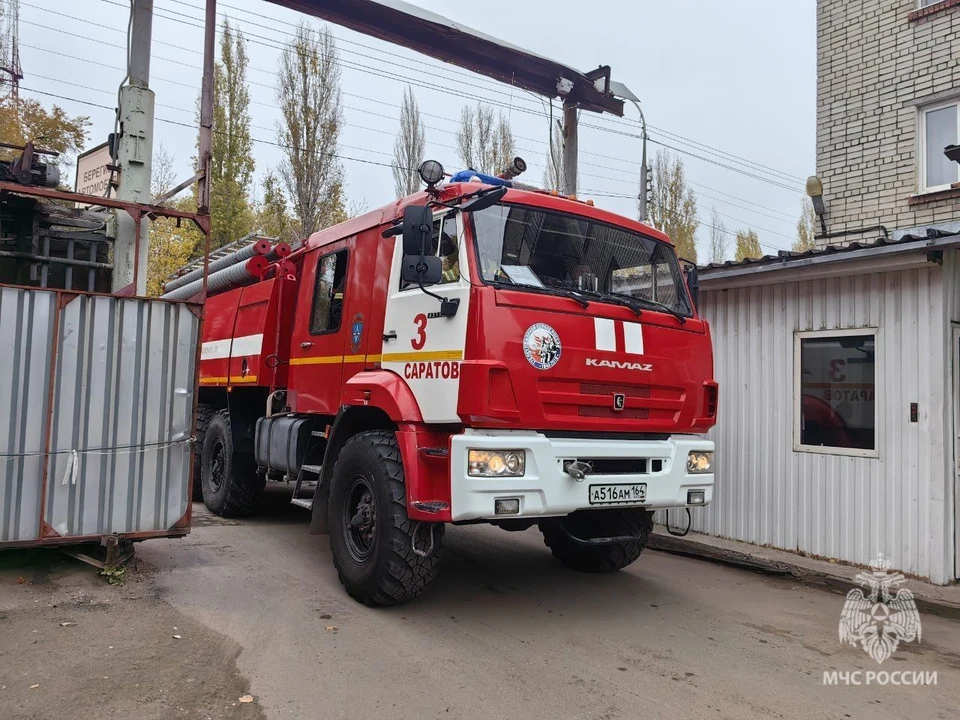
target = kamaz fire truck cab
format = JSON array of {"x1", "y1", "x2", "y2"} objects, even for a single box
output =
[{"x1": 195, "y1": 160, "x2": 718, "y2": 606}]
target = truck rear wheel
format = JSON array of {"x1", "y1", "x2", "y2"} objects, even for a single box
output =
[
  {"x1": 200, "y1": 409, "x2": 263, "y2": 517},
  {"x1": 192, "y1": 404, "x2": 218, "y2": 501},
  {"x1": 328, "y1": 430, "x2": 444, "y2": 606},
  {"x1": 539, "y1": 508, "x2": 653, "y2": 573}
]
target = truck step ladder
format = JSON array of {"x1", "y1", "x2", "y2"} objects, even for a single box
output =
[{"x1": 290, "y1": 464, "x2": 323, "y2": 510}]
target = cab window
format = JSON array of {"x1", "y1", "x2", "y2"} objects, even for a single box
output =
[
  {"x1": 310, "y1": 249, "x2": 348, "y2": 334},
  {"x1": 401, "y1": 214, "x2": 459, "y2": 289}
]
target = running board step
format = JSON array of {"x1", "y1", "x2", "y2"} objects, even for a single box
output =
[
  {"x1": 291, "y1": 498, "x2": 314, "y2": 510},
  {"x1": 300, "y1": 464, "x2": 323, "y2": 474}
]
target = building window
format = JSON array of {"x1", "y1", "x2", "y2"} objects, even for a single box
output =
[
  {"x1": 310, "y1": 249, "x2": 348, "y2": 334},
  {"x1": 919, "y1": 0, "x2": 940, "y2": 6},
  {"x1": 795, "y1": 330, "x2": 877, "y2": 456},
  {"x1": 919, "y1": 100, "x2": 960, "y2": 192}
]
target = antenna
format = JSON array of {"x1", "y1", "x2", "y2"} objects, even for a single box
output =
[{"x1": 0, "y1": 0, "x2": 23, "y2": 104}]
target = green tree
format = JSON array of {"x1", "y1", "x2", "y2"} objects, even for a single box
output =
[
  {"x1": 392, "y1": 86, "x2": 426, "y2": 197},
  {"x1": 148, "y1": 147, "x2": 203, "y2": 296},
  {"x1": 277, "y1": 21, "x2": 345, "y2": 238},
  {"x1": 793, "y1": 197, "x2": 818, "y2": 252},
  {"x1": 456, "y1": 102, "x2": 514, "y2": 175},
  {"x1": 0, "y1": 98, "x2": 89, "y2": 172},
  {"x1": 649, "y1": 149, "x2": 699, "y2": 262},
  {"x1": 734, "y1": 228, "x2": 763, "y2": 261},
  {"x1": 256, "y1": 169, "x2": 296, "y2": 243},
  {"x1": 205, "y1": 18, "x2": 255, "y2": 248}
]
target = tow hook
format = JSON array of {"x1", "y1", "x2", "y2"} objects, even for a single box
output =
[
  {"x1": 412, "y1": 522, "x2": 437, "y2": 558},
  {"x1": 564, "y1": 460, "x2": 593, "y2": 483}
]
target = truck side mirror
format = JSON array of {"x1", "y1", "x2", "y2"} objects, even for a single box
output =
[
  {"x1": 402, "y1": 205, "x2": 434, "y2": 256},
  {"x1": 401, "y1": 255, "x2": 442, "y2": 286},
  {"x1": 685, "y1": 265, "x2": 699, "y2": 311}
]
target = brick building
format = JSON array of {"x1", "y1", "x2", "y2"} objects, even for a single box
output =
[{"x1": 816, "y1": 0, "x2": 959, "y2": 244}]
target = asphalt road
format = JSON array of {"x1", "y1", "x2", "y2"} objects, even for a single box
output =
[
  {"x1": 134, "y1": 488, "x2": 960, "y2": 720},
  {"x1": 3, "y1": 487, "x2": 958, "y2": 720}
]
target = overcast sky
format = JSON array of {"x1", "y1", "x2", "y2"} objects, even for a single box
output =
[{"x1": 19, "y1": 0, "x2": 815, "y2": 259}]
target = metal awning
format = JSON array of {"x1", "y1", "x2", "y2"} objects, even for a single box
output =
[{"x1": 264, "y1": 0, "x2": 625, "y2": 115}]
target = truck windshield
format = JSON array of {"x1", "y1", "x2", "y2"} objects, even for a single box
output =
[{"x1": 470, "y1": 203, "x2": 693, "y2": 317}]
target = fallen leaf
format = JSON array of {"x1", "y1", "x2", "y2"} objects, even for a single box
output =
[
  {"x1": 59, "y1": 622, "x2": 76, "y2": 627},
  {"x1": 16, "y1": 578, "x2": 25, "y2": 585},
  {"x1": 29, "y1": 684, "x2": 39, "y2": 689},
  {"x1": 239, "y1": 695, "x2": 254, "y2": 703},
  {"x1": 324, "y1": 626, "x2": 337, "y2": 631},
  {"x1": 172, "y1": 634, "x2": 182, "y2": 640}
]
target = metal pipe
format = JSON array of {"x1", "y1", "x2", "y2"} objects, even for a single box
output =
[
  {"x1": 0, "y1": 250, "x2": 113, "y2": 270},
  {"x1": 264, "y1": 242, "x2": 292, "y2": 262},
  {"x1": 562, "y1": 100, "x2": 578, "y2": 197},
  {"x1": 815, "y1": 225, "x2": 890, "y2": 241},
  {"x1": 160, "y1": 256, "x2": 267, "y2": 301},
  {"x1": 163, "y1": 238, "x2": 271, "y2": 292}
]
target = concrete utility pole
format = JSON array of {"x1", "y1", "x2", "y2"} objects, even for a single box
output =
[
  {"x1": 112, "y1": 0, "x2": 155, "y2": 294},
  {"x1": 562, "y1": 100, "x2": 579, "y2": 197}
]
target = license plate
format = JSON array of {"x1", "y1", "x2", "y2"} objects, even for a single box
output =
[{"x1": 588, "y1": 483, "x2": 647, "y2": 506}]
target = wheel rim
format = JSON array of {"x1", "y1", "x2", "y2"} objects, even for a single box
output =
[
  {"x1": 343, "y1": 474, "x2": 377, "y2": 563},
  {"x1": 209, "y1": 439, "x2": 226, "y2": 492}
]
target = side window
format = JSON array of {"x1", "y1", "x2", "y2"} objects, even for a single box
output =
[
  {"x1": 796, "y1": 332, "x2": 876, "y2": 454},
  {"x1": 400, "y1": 214, "x2": 460, "y2": 289},
  {"x1": 310, "y1": 249, "x2": 348, "y2": 334}
]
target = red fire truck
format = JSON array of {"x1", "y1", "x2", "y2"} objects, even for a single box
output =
[{"x1": 192, "y1": 161, "x2": 718, "y2": 605}]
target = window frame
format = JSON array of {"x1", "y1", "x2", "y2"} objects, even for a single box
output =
[
  {"x1": 918, "y1": 98, "x2": 960, "y2": 194},
  {"x1": 397, "y1": 210, "x2": 463, "y2": 291},
  {"x1": 793, "y1": 328, "x2": 879, "y2": 459},
  {"x1": 309, "y1": 247, "x2": 349, "y2": 336}
]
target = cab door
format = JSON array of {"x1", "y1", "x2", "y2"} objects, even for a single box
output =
[
  {"x1": 288, "y1": 241, "x2": 352, "y2": 414},
  {"x1": 380, "y1": 211, "x2": 470, "y2": 424}
]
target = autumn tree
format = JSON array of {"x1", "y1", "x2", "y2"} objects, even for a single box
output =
[
  {"x1": 202, "y1": 19, "x2": 256, "y2": 249},
  {"x1": 708, "y1": 207, "x2": 728, "y2": 264},
  {"x1": 648, "y1": 149, "x2": 699, "y2": 262},
  {"x1": 147, "y1": 147, "x2": 203, "y2": 296},
  {"x1": 256, "y1": 169, "x2": 297, "y2": 243},
  {"x1": 456, "y1": 102, "x2": 514, "y2": 175},
  {"x1": 277, "y1": 21, "x2": 345, "y2": 238},
  {"x1": 391, "y1": 86, "x2": 426, "y2": 197},
  {"x1": 0, "y1": 98, "x2": 89, "y2": 172},
  {"x1": 793, "y1": 196, "x2": 818, "y2": 252},
  {"x1": 734, "y1": 228, "x2": 763, "y2": 261},
  {"x1": 542, "y1": 125, "x2": 565, "y2": 192}
]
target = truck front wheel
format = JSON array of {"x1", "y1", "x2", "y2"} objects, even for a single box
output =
[
  {"x1": 328, "y1": 430, "x2": 444, "y2": 606},
  {"x1": 200, "y1": 409, "x2": 263, "y2": 517},
  {"x1": 539, "y1": 508, "x2": 653, "y2": 573}
]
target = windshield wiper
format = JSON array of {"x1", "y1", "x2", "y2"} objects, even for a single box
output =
[
  {"x1": 570, "y1": 288, "x2": 643, "y2": 317},
  {"x1": 634, "y1": 297, "x2": 688, "y2": 324},
  {"x1": 489, "y1": 280, "x2": 589, "y2": 309}
]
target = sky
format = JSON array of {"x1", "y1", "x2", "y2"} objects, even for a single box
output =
[{"x1": 16, "y1": 0, "x2": 816, "y2": 261}]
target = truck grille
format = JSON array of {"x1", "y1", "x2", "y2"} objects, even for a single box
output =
[{"x1": 538, "y1": 378, "x2": 685, "y2": 423}]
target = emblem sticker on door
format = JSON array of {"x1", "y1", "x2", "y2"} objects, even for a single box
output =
[{"x1": 523, "y1": 323, "x2": 562, "y2": 370}]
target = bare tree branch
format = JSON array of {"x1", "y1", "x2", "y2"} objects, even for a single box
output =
[{"x1": 391, "y1": 85, "x2": 426, "y2": 197}]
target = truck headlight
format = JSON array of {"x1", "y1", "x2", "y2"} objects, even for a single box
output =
[
  {"x1": 468, "y1": 450, "x2": 525, "y2": 477},
  {"x1": 686, "y1": 451, "x2": 713, "y2": 474}
]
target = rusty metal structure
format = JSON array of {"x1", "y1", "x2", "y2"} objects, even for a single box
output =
[{"x1": 0, "y1": 0, "x2": 216, "y2": 549}]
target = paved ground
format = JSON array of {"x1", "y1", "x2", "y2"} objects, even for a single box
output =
[{"x1": 3, "y1": 487, "x2": 959, "y2": 719}]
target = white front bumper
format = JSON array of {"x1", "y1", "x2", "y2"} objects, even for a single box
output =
[{"x1": 449, "y1": 429, "x2": 714, "y2": 522}]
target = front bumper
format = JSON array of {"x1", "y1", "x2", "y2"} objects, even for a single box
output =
[{"x1": 449, "y1": 430, "x2": 714, "y2": 522}]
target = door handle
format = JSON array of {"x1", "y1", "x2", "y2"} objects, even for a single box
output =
[
  {"x1": 382, "y1": 331, "x2": 398, "y2": 341},
  {"x1": 300, "y1": 341, "x2": 314, "y2": 349}
]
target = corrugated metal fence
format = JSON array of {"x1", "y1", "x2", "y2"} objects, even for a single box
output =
[
  {"x1": 663, "y1": 263, "x2": 955, "y2": 584},
  {"x1": 1, "y1": 286, "x2": 198, "y2": 545}
]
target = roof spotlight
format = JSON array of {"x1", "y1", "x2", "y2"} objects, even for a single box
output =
[{"x1": 418, "y1": 160, "x2": 445, "y2": 187}]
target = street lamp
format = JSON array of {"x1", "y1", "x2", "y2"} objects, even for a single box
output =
[{"x1": 806, "y1": 175, "x2": 828, "y2": 236}]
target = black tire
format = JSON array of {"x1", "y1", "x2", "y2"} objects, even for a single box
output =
[
  {"x1": 192, "y1": 404, "x2": 218, "y2": 501},
  {"x1": 539, "y1": 508, "x2": 653, "y2": 573},
  {"x1": 328, "y1": 430, "x2": 444, "y2": 606},
  {"x1": 200, "y1": 409, "x2": 264, "y2": 517}
]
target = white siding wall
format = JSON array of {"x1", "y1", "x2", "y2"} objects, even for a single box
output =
[{"x1": 685, "y1": 263, "x2": 955, "y2": 584}]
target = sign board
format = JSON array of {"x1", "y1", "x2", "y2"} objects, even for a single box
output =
[{"x1": 74, "y1": 142, "x2": 117, "y2": 200}]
